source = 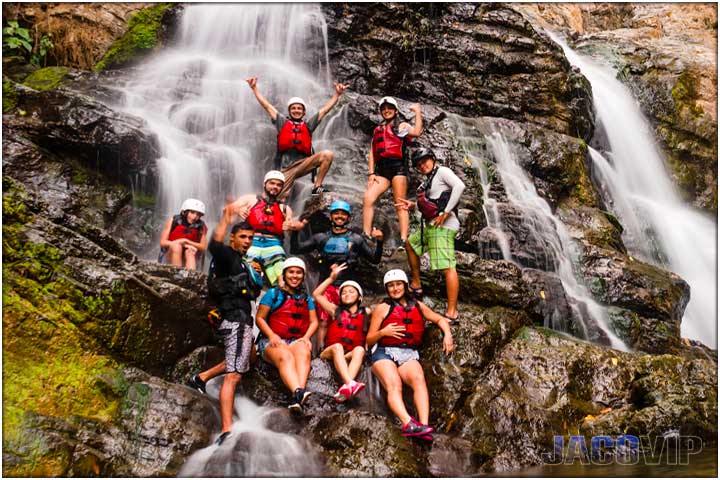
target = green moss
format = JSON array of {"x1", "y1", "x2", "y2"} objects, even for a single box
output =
[
  {"x1": 132, "y1": 191, "x2": 156, "y2": 208},
  {"x1": 3, "y1": 80, "x2": 18, "y2": 113},
  {"x1": 21, "y1": 67, "x2": 70, "y2": 92},
  {"x1": 2, "y1": 180, "x2": 126, "y2": 475},
  {"x1": 671, "y1": 71, "x2": 704, "y2": 118},
  {"x1": 94, "y1": 3, "x2": 173, "y2": 71}
]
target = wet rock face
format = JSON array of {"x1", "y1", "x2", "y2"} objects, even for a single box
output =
[
  {"x1": 323, "y1": 3, "x2": 594, "y2": 140},
  {"x1": 579, "y1": 244, "x2": 690, "y2": 353}
]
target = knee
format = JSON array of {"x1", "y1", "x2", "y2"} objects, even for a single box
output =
[
  {"x1": 363, "y1": 191, "x2": 374, "y2": 207},
  {"x1": 224, "y1": 372, "x2": 241, "y2": 385},
  {"x1": 351, "y1": 346, "x2": 365, "y2": 357},
  {"x1": 332, "y1": 343, "x2": 345, "y2": 356},
  {"x1": 168, "y1": 242, "x2": 183, "y2": 253},
  {"x1": 320, "y1": 150, "x2": 334, "y2": 161},
  {"x1": 409, "y1": 372, "x2": 427, "y2": 389}
]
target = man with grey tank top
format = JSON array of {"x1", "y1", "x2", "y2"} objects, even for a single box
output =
[{"x1": 396, "y1": 148, "x2": 466, "y2": 324}]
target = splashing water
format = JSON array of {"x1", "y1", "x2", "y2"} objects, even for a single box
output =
[
  {"x1": 179, "y1": 382, "x2": 322, "y2": 477},
  {"x1": 116, "y1": 4, "x2": 335, "y2": 245},
  {"x1": 550, "y1": 33, "x2": 717, "y2": 347}
]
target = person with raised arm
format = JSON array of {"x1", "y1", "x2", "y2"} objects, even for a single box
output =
[
  {"x1": 246, "y1": 76, "x2": 349, "y2": 199},
  {"x1": 362, "y1": 97, "x2": 422, "y2": 251},
  {"x1": 313, "y1": 263, "x2": 369, "y2": 403}
]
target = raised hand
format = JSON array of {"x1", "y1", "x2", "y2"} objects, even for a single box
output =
[
  {"x1": 329, "y1": 262, "x2": 349, "y2": 280},
  {"x1": 335, "y1": 83, "x2": 350, "y2": 95},
  {"x1": 409, "y1": 103, "x2": 421, "y2": 114},
  {"x1": 245, "y1": 77, "x2": 258, "y2": 89}
]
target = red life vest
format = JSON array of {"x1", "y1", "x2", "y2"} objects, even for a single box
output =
[
  {"x1": 416, "y1": 167, "x2": 452, "y2": 221},
  {"x1": 268, "y1": 290, "x2": 311, "y2": 340},
  {"x1": 168, "y1": 214, "x2": 206, "y2": 242},
  {"x1": 277, "y1": 118, "x2": 313, "y2": 156},
  {"x1": 379, "y1": 299, "x2": 425, "y2": 348},
  {"x1": 325, "y1": 306, "x2": 367, "y2": 352},
  {"x1": 372, "y1": 123, "x2": 405, "y2": 161},
  {"x1": 247, "y1": 197, "x2": 285, "y2": 237}
]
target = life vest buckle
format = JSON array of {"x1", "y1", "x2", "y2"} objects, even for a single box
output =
[
  {"x1": 291, "y1": 313, "x2": 303, "y2": 319},
  {"x1": 402, "y1": 318, "x2": 413, "y2": 325},
  {"x1": 288, "y1": 327, "x2": 301, "y2": 334}
]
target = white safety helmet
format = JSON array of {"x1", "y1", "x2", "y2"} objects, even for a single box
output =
[
  {"x1": 282, "y1": 257, "x2": 306, "y2": 273},
  {"x1": 383, "y1": 269, "x2": 408, "y2": 286},
  {"x1": 180, "y1": 198, "x2": 206, "y2": 215},
  {"x1": 263, "y1": 170, "x2": 285, "y2": 184},
  {"x1": 378, "y1": 96, "x2": 399, "y2": 111},
  {"x1": 287, "y1": 96, "x2": 307, "y2": 111},
  {"x1": 339, "y1": 280, "x2": 363, "y2": 301}
]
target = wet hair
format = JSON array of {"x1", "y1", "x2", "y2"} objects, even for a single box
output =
[{"x1": 231, "y1": 221, "x2": 254, "y2": 234}]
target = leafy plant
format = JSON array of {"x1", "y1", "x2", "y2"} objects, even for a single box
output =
[
  {"x1": 30, "y1": 34, "x2": 53, "y2": 67},
  {"x1": 3, "y1": 20, "x2": 32, "y2": 54}
]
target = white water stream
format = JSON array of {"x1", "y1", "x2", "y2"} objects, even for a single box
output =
[
  {"x1": 453, "y1": 118, "x2": 626, "y2": 349},
  {"x1": 117, "y1": 4, "x2": 338, "y2": 237},
  {"x1": 550, "y1": 33, "x2": 717, "y2": 348}
]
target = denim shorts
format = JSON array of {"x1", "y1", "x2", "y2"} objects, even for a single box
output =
[
  {"x1": 370, "y1": 345, "x2": 419, "y2": 366},
  {"x1": 256, "y1": 335, "x2": 297, "y2": 359}
]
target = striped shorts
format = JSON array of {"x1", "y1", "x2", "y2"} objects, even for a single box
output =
[{"x1": 246, "y1": 236, "x2": 286, "y2": 286}]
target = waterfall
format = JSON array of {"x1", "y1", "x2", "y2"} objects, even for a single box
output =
[
  {"x1": 549, "y1": 33, "x2": 717, "y2": 348},
  {"x1": 178, "y1": 380, "x2": 322, "y2": 476},
  {"x1": 116, "y1": 4, "x2": 336, "y2": 252},
  {"x1": 452, "y1": 117, "x2": 626, "y2": 350}
]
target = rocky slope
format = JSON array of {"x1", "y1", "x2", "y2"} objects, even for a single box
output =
[
  {"x1": 2, "y1": 2, "x2": 716, "y2": 476},
  {"x1": 516, "y1": 3, "x2": 718, "y2": 213}
]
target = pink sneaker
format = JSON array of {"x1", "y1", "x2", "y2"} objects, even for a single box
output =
[
  {"x1": 333, "y1": 383, "x2": 352, "y2": 403},
  {"x1": 349, "y1": 380, "x2": 366, "y2": 398}
]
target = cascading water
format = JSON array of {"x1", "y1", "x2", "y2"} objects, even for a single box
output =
[
  {"x1": 549, "y1": 33, "x2": 717, "y2": 348},
  {"x1": 451, "y1": 117, "x2": 626, "y2": 350},
  {"x1": 178, "y1": 379, "x2": 322, "y2": 477},
  {"x1": 116, "y1": 4, "x2": 340, "y2": 254}
]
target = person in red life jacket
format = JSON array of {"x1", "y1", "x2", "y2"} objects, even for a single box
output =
[
  {"x1": 290, "y1": 199, "x2": 383, "y2": 346},
  {"x1": 313, "y1": 263, "x2": 369, "y2": 403},
  {"x1": 245, "y1": 76, "x2": 349, "y2": 200},
  {"x1": 362, "y1": 96, "x2": 423, "y2": 252},
  {"x1": 255, "y1": 257, "x2": 319, "y2": 414},
  {"x1": 226, "y1": 170, "x2": 305, "y2": 286},
  {"x1": 158, "y1": 198, "x2": 208, "y2": 270},
  {"x1": 397, "y1": 148, "x2": 466, "y2": 324},
  {"x1": 366, "y1": 269, "x2": 453, "y2": 441}
]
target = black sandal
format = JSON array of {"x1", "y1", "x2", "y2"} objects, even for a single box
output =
[
  {"x1": 409, "y1": 285, "x2": 424, "y2": 299},
  {"x1": 445, "y1": 314, "x2": 460, "y2": 326}
]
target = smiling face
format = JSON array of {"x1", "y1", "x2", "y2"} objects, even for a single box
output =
[
  {"x1": 288, "y1": 103, "x2": 305, "y2": 120},
  {"x1": 386, "y1": 280, "x2": 406, "y2": 300},
  {"x1": 340, "y1": 286, "x2": 360, "y2": 306},
  {"x1": 416, "y1": 156, "x2": 435, "y2": 175},
  {"x1": 230, "y1": 229, "x2": 254, "y2": 255},
  {"x1": 330, "y1": 210, "x2": 350, "y2": 227},
  {"x1": 185, "y1": 210, "x2": 202, "y2": 224},
  {"x1": 264, "y1": 179, "x2": 284, "y2": 197},
  {"x1": 283, "y1": 266, "x2": 305, "y2": 289},
  {"x1": 379, "y1": 103, "x2": 397, "y2": 121}
]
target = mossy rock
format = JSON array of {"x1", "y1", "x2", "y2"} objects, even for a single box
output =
[
  {"x1": 94, "y1": 3, "x2": 173, "y2": 71},
  {"x1": 21, "y1": 67, "x2": 71, "y2": 92},
  {"x1": 3, "y1": 80, "x2": 18, "y2": 113}
]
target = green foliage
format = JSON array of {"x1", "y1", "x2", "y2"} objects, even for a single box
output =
[
  {"x1": 94, "y1": 3, "x2": 172, "y2": 71},
  {"x1": 22, "y1": 66, "x2": 69, "y2": 92},
  {"x1": 3, "y1": 21, "x2": 53, "y2": 67},
  {"x1": 3, "y1": 21, "x2": 32, "y2": 54}
]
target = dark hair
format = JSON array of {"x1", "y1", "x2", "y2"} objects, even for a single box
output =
[{"x1": 231, "y1": 221, "x2": 254, "y2": 234}]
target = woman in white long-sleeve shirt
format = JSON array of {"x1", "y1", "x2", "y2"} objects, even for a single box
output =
[{"x1": 396, "y1": 148, "x2": 466, "y2": 324}]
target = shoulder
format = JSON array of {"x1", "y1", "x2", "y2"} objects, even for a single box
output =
[
  {"x1": 306, "y1": 112, "x2": 321, "y2": 130},
  {"x1": 260, "y1": 287, "x2": 279, "y2": 304}
]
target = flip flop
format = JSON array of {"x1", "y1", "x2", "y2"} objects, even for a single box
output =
[{"x1": 445, "y1": 314, "x2": 460, "y2": 326}]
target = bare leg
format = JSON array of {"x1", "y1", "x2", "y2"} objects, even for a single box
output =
[
  {"x1": 445, "y1": 267, "x2": 459, "y2": 318},
  {"x1": 321, "y1": 343, "x2": 351, "y2": 384},
  {"x1": 347, "y1": 346, "x2": 366, "y2": 380},
  {"x1": 372, "y1": 359, "x2": 412, "y2": 425},
  {"x1": 312, "y1": 150, "x2": 334, "y2": 188},
  {"x1": 198, "y1": 361, "x2": 227, "y2": 383},
  {"x1": 184, "y1": 248, "x2": 197, "y2": 270},
  {"x1": 406, "y1": 239, "x2": 422, "y2": 290},
  {"x1": 398, "y1": 360, "x2": 429, "y2": 425},
  {"x1": 290, "y1": 340, "x2": 312, "y2": 389},
  {"x1": 391, "y1": 175, "x2": 409, "y2": 241},
  {"x1": 167, "y1": 242, "x2": 183, "y2": 266},
  {"x1": 362, "y1": 176, "x2": 391, "y2": 235},
  {"x1": 219, "y1": 372, "x2": 241, "y2": 432},
  {"x1": 264, "y1": 344, "x2": 301, "y2": 391}
]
